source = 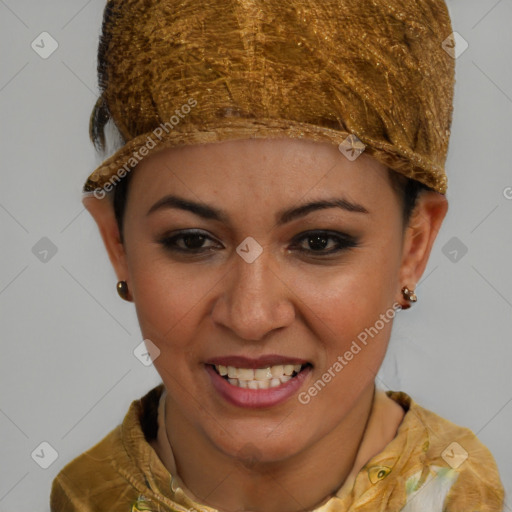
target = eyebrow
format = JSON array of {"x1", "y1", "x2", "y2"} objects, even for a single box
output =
[{"x1": 147, "y1": 194, "x2": 369, "y2": 225}]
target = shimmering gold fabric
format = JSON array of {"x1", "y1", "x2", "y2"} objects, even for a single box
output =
[
  {"x1": 50, "y1": 384, "x2": 504, "y2": 511},
  {"x1": 84, "y1": 0, "x2": 455, "y2": 195}
]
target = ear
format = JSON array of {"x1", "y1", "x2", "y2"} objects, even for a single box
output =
[
  {"x1": 397, "y1": 191, "x2": 448, "y2": 306},
  {"x1": 83, "y1": 195, "x2": 131, "y2": 300}
]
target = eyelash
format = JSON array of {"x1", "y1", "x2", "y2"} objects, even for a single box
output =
[{"x1": 158, "y1": 229, "x2": 358, "y2": 256}]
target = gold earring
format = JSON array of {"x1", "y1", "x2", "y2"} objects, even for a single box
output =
[
  {"x1": 117, "y1": 280, "x2": 131, "y2": 301},
  {"x1": 401, "y1": 286, "x2": 417, "y2": 309}
]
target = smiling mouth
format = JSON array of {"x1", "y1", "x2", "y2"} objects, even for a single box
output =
[{"x1": 210, "y1": 363, "x2": 311, "y2": 389}]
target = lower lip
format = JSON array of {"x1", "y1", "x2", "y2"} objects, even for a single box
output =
[{"x1": 205, "y1": 364, "x2": 312, "y2": 409}]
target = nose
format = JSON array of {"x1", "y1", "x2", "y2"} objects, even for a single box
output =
[{"x1": 210, "y1": 249, "x2": 295, "y2": 341}]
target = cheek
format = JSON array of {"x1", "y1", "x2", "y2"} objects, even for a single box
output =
[
  {"x1": 283, "y1": 242, "x2": 401, "y2": 380},
  {"x1": 299, "y1": 274, "x2": 394, "y2": 368},
  {"x1": 289, "y1": 268, "x2": 398, "y2": 430},
  {"x1": 127, "y1": 255, "x2": 217, "y2": 350},
  {"x1": 291, "y1": 249, "x2": 400, "y2": 336}
]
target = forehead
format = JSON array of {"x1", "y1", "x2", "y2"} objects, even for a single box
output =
[{"x1": 125, "y1": 138, "x2": 396, "y2": 214}]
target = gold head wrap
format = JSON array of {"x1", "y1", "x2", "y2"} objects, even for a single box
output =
[{"x1": 84, "y1": 0, "x2": 455, "y2": 196}]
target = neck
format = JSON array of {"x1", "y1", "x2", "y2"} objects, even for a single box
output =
[{"x1": 164, "y1": 383, "x2": 377, "y2": 512}]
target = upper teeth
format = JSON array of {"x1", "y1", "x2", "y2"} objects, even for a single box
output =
[{"x1": 215, "y1": 364, "x2": 302, "y2": 381}]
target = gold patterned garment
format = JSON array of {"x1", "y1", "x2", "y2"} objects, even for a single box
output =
[{"x1": 50, "y1": 384, "x2": 504, "y2": 511}]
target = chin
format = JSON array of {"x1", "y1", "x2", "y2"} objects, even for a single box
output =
[{"x1": 204, "y1": 416, "x2": 313, "y2": 467}]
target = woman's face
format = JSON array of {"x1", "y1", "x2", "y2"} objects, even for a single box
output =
[{"x1": 119, "y1": 137, "x2": 411, "y2": 462}]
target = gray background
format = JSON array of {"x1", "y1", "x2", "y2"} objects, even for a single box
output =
[{"x1": 1, "y1": 0, "x2": 511, "y2": 510}]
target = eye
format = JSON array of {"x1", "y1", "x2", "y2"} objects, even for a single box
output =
[
  {"x1": 158, "y1": 229, "x2": 358, "y2": 256},
  {"x1": 158, "y1": 229, "x2": 222, "y2": 253},
  {"x1": 290, "y1": 230, "x2": 358, "y2": 255}
]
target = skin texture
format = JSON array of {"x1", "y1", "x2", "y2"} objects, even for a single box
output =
[{"x1": 84, "y1": 137, "x2": 448, "y2": 512}]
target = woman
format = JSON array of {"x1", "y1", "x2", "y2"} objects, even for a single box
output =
[{"x1": 50, "y1": 0, "x2": 504, "y2": 510}]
